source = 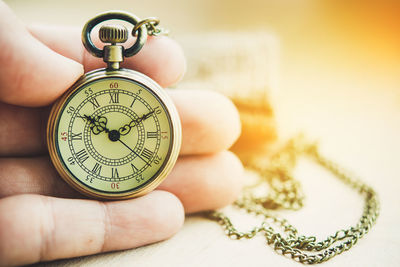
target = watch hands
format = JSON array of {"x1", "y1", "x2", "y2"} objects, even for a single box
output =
[
  {"x1": 117, "y1": 138, "x2": 151, "y2": 166},
  {"x1": 78, "y1": 110, "x2": 154, "y2": 137},
  {"x1": 78, "y1": 113, "x2": 152, "y2": 164},
  {"x1": 79, "y1": 114, "x2": 150, "y2": 164},
  {"x1": 118, "y1": 110, "x2": 155, "y2": 136},
  {"x1": 78, "y1": 114, "x2": 110, "y2": 135}
]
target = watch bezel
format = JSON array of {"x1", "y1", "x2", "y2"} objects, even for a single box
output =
[{"x1": 47, "y1": 68, "x2": 181, "y2": 200}]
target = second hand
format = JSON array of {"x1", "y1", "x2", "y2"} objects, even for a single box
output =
[{"x1": 118, "y1": 139, "x2": 151, "y2": 167}]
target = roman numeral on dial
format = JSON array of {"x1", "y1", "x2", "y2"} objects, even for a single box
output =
[
  {"x1": 88, "y1": 97, "x2": 100, "y2": 109},
  {"x1": 109, "y1": 92, "x2": 119, "y2": 104},
  {"x1": 71, "y1": 132, "x2": 82, "y2": 141},
  {"x1": 130, "y1": 97, "x2": 136, "y2": 108},
  {"x1": 141, "y1": 148, "x2": 154, "y2": 161},
  {"x1": 147, "y1": 131, "x2": 158, "y2": 138},
  {"x1": 75, "y1": 149, "x2": 89, "y2": 163},
  {"x1": 111, "y1": 168, "x2": 119, "y2": 178},
  {"x1": 131, "y1": 163, "x2": 139, "y2": 174},
  {"x1": 92, "y1": 163, "x2": 102, "y2": 176}
]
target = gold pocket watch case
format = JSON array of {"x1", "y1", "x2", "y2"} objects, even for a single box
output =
[{"x1": 47, "y1": 11, "x2": 181, "y2": 200}]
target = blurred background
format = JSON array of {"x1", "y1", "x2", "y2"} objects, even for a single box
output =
[{"x1": 5, "y1": 0, "x2": 400, "y2": 137}]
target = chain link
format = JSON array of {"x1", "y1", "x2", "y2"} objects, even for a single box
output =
[
  {"x1": 204, "y1": 135, "x2": 379, "y2": 264},
  {"x1": 132, "y1": 17, "x2": 169, "y2": 37}
]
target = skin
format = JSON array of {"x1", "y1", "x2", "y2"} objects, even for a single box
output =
[{"x1": 0, "y1": 1, "x2": 243, "y2": 266}]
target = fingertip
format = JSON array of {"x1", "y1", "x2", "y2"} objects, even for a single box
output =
[
  {"x1": 160, "y1": 151, "x2": 244, "y2": 213},
  {"x1": 128, "y1": 36, "x2": 186, "y2": 88},
  {"x1": 0, "y1": 6, "x2": 84, "y2": 107},
  {"x1": 211, "y1": 91, "x2": 242, "y2": 149},
  {"x1": 169, "y1": 89, "x2": 242, "y2": 154},
  {"x1": 144, "y1": 190, "x2": 185, "y2": 237},
  {"x1": 219, "y1": 151, "x2": 245, "y2": 206},
  {"x1": 192, "y1": 151, "x2": 244, "y2": 212},
  {"x1": 9, "y1": 49, "x2": 84, "y2": 107}
]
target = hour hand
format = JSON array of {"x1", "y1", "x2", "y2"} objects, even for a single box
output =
[
  {"x1": 118, "y1": 110, "x2": 155, "y2": 136},
  {"x1": 81, "y1": 114, "x2": 110, "y2": 135}
]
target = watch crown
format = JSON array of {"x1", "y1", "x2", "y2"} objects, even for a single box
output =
[{"x1": 99, "y1": 24, "x2": 128, "y2": 44}]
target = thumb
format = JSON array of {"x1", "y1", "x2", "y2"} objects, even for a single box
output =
[{"x1": 0, "y1": 1, "x2": 83, "y2": 107}]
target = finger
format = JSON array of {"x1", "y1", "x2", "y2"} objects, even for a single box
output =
[
  {"x1": 0, "y1": 156, "x2": 80, "y2": 198},
  {"x1": 0, "y1": 151, "x2": 244, "y2": 213},
  {"x1": 0, "y1": 191, "x2": 184, "y2": 266},
  {"x1": 170, "y1": 89, "x2": 241, "y2": 155},
  {"x1": 28, "y1": 24, "x2": 186, "y2": 88},
  {"x1": 158, "y1": 151, "x2": 244, "y2": 213},
  {"x1": 0, "y1": 103, "x2": 48, "y2": 156},
  {"x1": 0, "y1": 90, "x2": 241, "y2": 156},
  {"x1": 0, "y1": 2, "x2": 83, "y2": 107}
]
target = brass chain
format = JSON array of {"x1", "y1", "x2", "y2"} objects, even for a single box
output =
[
  {"x1": 132, "y1": 17, "x2": 169, "y2": 36},
  {"x1": 205, "y1": 135, "x2": 379, "y2": 264}
]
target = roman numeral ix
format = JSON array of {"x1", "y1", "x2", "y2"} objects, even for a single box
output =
[{"x1": 71, "y1": 132, "x2": 82, "y2": 141}]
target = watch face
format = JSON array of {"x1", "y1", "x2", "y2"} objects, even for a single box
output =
[{"x1": 48, "y1": 70, "x2": 180, "y2": 199}]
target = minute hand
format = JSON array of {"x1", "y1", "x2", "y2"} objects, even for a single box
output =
[{"x1": 118, "y1": 110, "x2": 154, "y2": 136}]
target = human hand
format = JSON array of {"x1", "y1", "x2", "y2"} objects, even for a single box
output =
[{"x1": 0, "y1": 2, "x2": 243, "y2": 266}]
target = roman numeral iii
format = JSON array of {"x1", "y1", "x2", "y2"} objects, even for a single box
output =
[
  {"x1": 141, "y1": 148, "x2": 154, "y2": 161},
  {"x1": 147, "y1": 131, "x2": 158, "y2": 138}
]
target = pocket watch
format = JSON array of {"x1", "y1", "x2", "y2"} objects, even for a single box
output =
[{"x1": 47, "y1": 11, "x2": 181, "y2": 200}]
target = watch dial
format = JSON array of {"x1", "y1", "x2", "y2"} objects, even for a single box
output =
[{"x1": 55, "y1": 77, "x2": 173, "y2": 195}]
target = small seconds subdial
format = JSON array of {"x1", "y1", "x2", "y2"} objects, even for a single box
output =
[{"x1": 55, "y1": 78, "x2": 172, "y2": 195}]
